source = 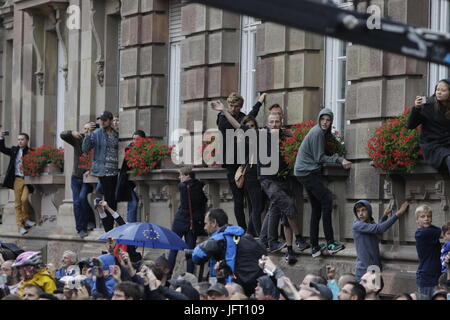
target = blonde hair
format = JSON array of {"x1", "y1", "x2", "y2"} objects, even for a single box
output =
[
  {"x1": 227, "y1": 92, "x2": 244, "y2": 107},
  {"x1": 415, "y1": 204, "x2": 432, "y2": 219}
]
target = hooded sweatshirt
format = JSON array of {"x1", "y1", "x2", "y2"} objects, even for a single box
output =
[
  {"x1": 294, "y1": 108, "x2": 344, "y2": 177},
  {"x1": 352, "y1": 200, "x2": 399, "y2": 281}
]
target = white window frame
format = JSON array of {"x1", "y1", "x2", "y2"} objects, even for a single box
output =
[
  {"x1": 168, "y1": 0, "x2": 184, "y2": 146},
  {"x1": 56, "y1": 40, "x2": 65, "y2": 148},
  {"x1": 240, "y1": 16, "x2": 261, "y2": 114},
  {"x1": 324, "y1": 0, "x2": 352, "y2": 135},
  {"x1": 428, "y1": 0, "x2": 450, "y2": 95}
]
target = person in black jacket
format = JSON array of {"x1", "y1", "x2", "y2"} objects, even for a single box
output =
[
  {"x1": 407, "y1": 78, "x2": 450, "y2": 173},
  {"x1": 0, "y1": 132, "x2": 35, "y2": 235},
  {"x1": 115, "y1": 130, "x2": 146, "y2": 222},
  {"x1": 60, "y1": 123, "x2": 97, "y2": 238},
  {"x1": 216, "y1": 92, "x2": 266, "y2": 231},
  {"x1": 167, "y1": 167, "x2": 207, "y2": 279}
]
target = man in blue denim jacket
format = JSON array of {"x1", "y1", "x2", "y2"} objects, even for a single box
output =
[{"x1": 83, "y1": 111, "x2": 119, "y2": 231}]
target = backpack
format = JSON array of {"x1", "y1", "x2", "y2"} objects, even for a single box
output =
[
  {"x1": 0, "y1": 242, "x2": 24, "y2": 259},
  {"x1": 234, "y1": 234, "x2": 267, "y2": 296}
]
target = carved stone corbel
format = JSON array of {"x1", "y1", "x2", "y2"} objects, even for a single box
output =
[
  {"x1": 53, "y1": 6, "x2": 68, "y2": 91},
  {"x1": 32, "y1": 18, "x2": 45, "y2": 95},
  {"x1": 90, "y1": 0, "x2": 105, "y2": 87},
  {"x1": 434, "y1": 180, "x2": 450, "y2": 212}
]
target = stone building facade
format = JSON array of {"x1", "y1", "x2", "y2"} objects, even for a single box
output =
[{"x1": 0, "y1": 0, "x2": 449, "y2": 295}]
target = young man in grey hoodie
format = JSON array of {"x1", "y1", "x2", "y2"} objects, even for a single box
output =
[
  {"x1": 352, "y1": 200, "x2": 409, "y2": 281},
  {"x1": 294, "y1": 108, "x2": 352, "y2": 257}
]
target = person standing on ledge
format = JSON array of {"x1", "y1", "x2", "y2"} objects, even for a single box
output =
[
  {"x1": 83, "y1": 111, "x2": 119, "y2": 232},
  {"x1": 0, "y1": 131, "x2": 35, "y2": 235}
]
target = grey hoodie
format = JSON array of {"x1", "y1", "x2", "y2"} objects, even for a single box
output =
[
  {"x1": 352, "y1": 200, "x2": 399, "y2": 281},
  {"x1": 294, "y1": 108, "x2": 344, "y2": 177}
]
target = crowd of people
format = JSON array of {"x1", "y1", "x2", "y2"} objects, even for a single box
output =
[{"x1": 0, "y1": 78, "x2": 450, "y2": 300}]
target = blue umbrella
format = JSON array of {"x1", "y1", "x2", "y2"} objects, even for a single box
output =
[{"x1": 98, "y1": 222, "x2": 188, "y2": 250}]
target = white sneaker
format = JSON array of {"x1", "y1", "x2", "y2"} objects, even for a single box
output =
[
  {"x1": 24, "y1": 220, "x2": 36, "y2": 228},
  {"x1": 19, "y1": 227, "x2": 28, "y2": 235}
]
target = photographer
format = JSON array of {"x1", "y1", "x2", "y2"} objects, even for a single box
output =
[
  {"x1": 190, "y1": 209, "x2": 266, "y2": 296},
  {"x1": 60, "y1": 123, "x2": 97, "y2": 238},
  {"x1": 85, "y1": 254, "x2": 117, "y2": 299},
  {"x1": 0, "y1": 131, "x2": 35, "y2": 235},
  {"x1": 82, "y1": 111, "x2": 119, "y2": 232}
]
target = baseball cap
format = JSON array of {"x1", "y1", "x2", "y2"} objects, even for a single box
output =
[
  {"x1": 97, "y1": 111, "x2": 114, "y2": 121},
  {"x1": 309, "y1": 282, "x2": 333, "y2": 300},
  {"x1": 207, "y1": 283, "x2": 229, "y2": 297},
  {"x1": 177, "y1": 272, "x2": 198, "y2": 286}
]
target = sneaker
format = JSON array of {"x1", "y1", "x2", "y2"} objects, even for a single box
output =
[
  {"x1": 284, "y1": 252, "x2": 298, "y2": 265},
  {"x1": 311, "y1": 244, "x2": 327, "y2": 258},
  {"x1": 327, "y1": 242, "x2": 345, "y2": 254},
  {"x1": 19, "y1": 227, "x2": 28, "y2": 235},
  {"x1": 78, "y1": 230, "x2": 89, "y2": 239},
  {"x1": 295, "y1": 238, "x2": 311, "y2": 252},
  {"x1": 268, "y1": 241, "x2": 287, "y2": 253},
  {"x1": 24, "y1": 220, "x2": 36, "y2": 228},
  {"x1": 87, "y1": 223, "x2": 96, "y2": 231}
]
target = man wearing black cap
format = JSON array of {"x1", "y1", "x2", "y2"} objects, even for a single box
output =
[{"x1": 82, "y1": 111, "x2": 119, "y2": 231}]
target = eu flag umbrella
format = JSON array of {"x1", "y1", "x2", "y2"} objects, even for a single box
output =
[{"x1": 98, "y1": 222, "x2": 188, "y2": 250}]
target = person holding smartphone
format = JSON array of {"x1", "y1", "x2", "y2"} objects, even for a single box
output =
[
  {"x1": 60, "y1": 122, "x2": 97, "y2": 238},
  {"x1": 0, "y1": 131, "x2": 35, "y2": 235},
  {"x1": 407, "y1": 78, "x2": 450, "y2": 174}
]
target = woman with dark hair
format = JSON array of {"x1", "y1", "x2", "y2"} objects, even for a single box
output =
[
  {"x1": 407, "y1": 78, "x2": 450, "y2": 173},
  {"x1": 212, "y1": 103, "x2": 266, "y2": 238},
  {"x1": 239, "y1": 115, "x2": 265, "y2": 238}
]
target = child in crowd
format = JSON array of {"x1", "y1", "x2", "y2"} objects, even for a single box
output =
[
  {"x1": 414, "y1": 205, "x2": 442, "y2": 298},
  {"x1": 352, "y1": 200, "x2": 409, "y2": 281},
  {"x1": 440, "y1": 222, "x2": 450, "y2": 274}
]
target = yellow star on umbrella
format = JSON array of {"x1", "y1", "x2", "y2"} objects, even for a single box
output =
[{"x1": 143, "y1": 229, "x2": 160, "y2": 240}]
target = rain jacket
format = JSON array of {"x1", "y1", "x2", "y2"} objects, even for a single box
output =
[
  {"x1": 294, "y1": 108, "x2": 344, "y2": 177},
  {"x1": 19, "y1": 269, "x2": 57, "y2": 297},
  {"x1": 352, "y1": 200, "x2": 399, "y2": 281},
  {"x1": 192, "y1": 225, "x2": 245, "y2": 282}
]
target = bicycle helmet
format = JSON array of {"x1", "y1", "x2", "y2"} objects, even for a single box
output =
[{"x1": 12, "y1": 251, "x2": 42, "y2": 267}]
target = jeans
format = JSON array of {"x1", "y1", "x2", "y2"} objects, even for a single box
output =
[
  {"x1": 98, "y1": 175, "x2": 118, "y2": 232},
  {"x1": 418, "y1": 286, "x2": 435, "y2": 298},
  {"x1": 168, "y1": 219, "x2": 197, "y2": 279},
  {"x1": 127, "y1": 189, "x2": 139, "y2": 223},
  {"x1": 226, "y1": 166, "x2": 246, "y2": 230},
  {"x1": 245, "y1": 174, "x2": 264, "y2": 237},
  {"x1": 71, "y1": 176, "x2": 95, "y2": 233},
  {"x1": 296, "y1": 174, "x2": 334, "y2": 247},
  {"x1": 260, "y1": 179, "x2": 297, "y2": 246}
]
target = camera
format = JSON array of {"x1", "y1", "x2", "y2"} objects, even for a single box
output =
[
  {"x1": 217, "y1": 260, "x2": 232, "y2": 278},
  {"x1": 95, "y1": 123, "x2": 100, "y2": 129},
  {"x1": 184, "y1": 249, "x2": 194, "y2": 260},
  {"x1": 61, "y1": 275, "x2": 85, "y2": 290}
]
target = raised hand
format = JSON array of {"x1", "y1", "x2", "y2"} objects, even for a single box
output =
[{"x1": 211, "y1": 101, "x2": 225, "y2": 112}]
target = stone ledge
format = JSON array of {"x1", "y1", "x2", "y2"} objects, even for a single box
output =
[{"x1": 25, "y1": 174, "x2": 65, "y2": 185}]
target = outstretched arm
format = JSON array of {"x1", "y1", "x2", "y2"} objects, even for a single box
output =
[{"x1": 211, "y1": 101, "x2": 241, "y2": 129}]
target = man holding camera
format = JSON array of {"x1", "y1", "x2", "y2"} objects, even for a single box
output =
[
  {"x1": 60, "y1": 123, "x2": 97, "y2": 238},
  {"x1": 83, "y1": 111, "x2": 119, "y2": 232},
  {"x1": 0, "y1": 131, "x2": 35, "y2": 235}
]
